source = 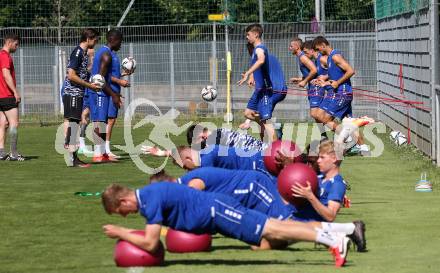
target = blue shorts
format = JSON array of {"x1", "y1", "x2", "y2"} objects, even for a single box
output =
[
  {"x1": 83, "y1": 89, "x2": 90, "y2": 110},
  {"x1": 319, "y1": 85, "x2": 353, "y2": 120},
  {"x1": 89, "y1": 91, "x2": 110, "y2": 122},
  {"x1": 107, "y1": 93, "x2": 119, "y2": 118},
  {"x1": 213, "y1": 195, "x2": 268, "y2": 245},
  {"x1": 247, "y1": 88, "x2": 285, "y2": 121},
  {"x1": 308, "y1": 84, "x2": 325, "y2": 108}
]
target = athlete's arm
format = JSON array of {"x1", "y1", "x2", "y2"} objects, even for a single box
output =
[
  {"x1": 330, "y1": 54, "x2": 355, "y2": 89},
  {"x1": 291, "y1": 183, "x2": 341, "y2": 221},
  {"x1": 2, "y1": 68, "x2": 20, "y2": 103},
  {"x1": 103, "y1": 223, "x2": 162, "y2": 252},
  {"x1": 99, "y1": 52, "x2": 122, "y2": 107},
  {"x1": 187, "y1": 178, "x2": 206, "y2": 190},
  {"x1": 238, "y1": 47, "x2": 265, "y2": 86},
  {"x1": 298, "y1": 55, "x2": 317, "y2": 88},
  {"x1": 111, "y1": 76, "x2": 130, "y2": 87},
  {"x1": 67, "y1": 68, "x2": 100, "y2": 91}
]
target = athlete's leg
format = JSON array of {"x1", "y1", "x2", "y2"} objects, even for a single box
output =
[
  {"x1": 3, "y1": 107, "x2": 19, "y2": 157},
  {"x1": 0, "y1": 111, "x2": 7, "y2": 157}
]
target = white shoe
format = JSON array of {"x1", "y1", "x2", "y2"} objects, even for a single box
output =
[
  {"x1": 359, "y1": 144, "x2": 370, "y2": 152},
  {"x1": 107, "y1": 152, "x2": 121, "y2": 159},
  {"x1": 337, "y1": 235, "x2": 351, "y2": 260}
]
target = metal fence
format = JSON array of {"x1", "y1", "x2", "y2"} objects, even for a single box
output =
[
  {"x1": 9, "y1": 20, "x2": 377, "y2": 123},
  {"x1": 376, "y1": 0, "x2": 439, "y2": 163}
]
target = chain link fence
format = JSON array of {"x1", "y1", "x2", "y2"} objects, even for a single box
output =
[{"x1": 3, "y1": 20, "x2": 377, "y2": 124}]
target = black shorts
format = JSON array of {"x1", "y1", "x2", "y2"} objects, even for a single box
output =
[
  {"x1": 0, "y1": 97, "x2": 18, "y2": 112},
  {"x1": 63, "y1": 94, "x2": 84, "y2": 121}
]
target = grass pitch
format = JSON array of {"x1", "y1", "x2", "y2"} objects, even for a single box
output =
[{"x1": 1, "y1": 123, "x2": 439, "y2": 273}]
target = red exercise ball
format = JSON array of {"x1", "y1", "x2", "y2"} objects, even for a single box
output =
[
  {"x1": 263, "y1": 140, "x2": 302, "y2": 176},
  {"x1": 277, "y1": 163, "x2": 318, "y2": 207},
  {"x1": 114, "y1": 230, "x2": 165, "y2": 267},
  {"x1": 165, "y1": 229, "x2": 212, "y2": 253}
]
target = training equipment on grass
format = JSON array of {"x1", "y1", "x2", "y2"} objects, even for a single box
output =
[
  {"x1": 90, "y1": 74, "x2": 105, "y2": 89},
  {"x1": 263, "y1": 140, "x2": 302, "y2": 176},
  {"x1": 201, "y1": 85, "x2": 217, "y2": 102},
  {"x1": 114, "y1": 230, "x2": 164, "y2": 267},
  {"x1": 389, "y1": 131, "x2": 407, "y2": 146},
  {"x1": 415, "y1": 172, "x2": 432, "y2": 192},
  {"x1": 121, "y1": 57, "x2": 137, "y2": 72},
  {"x1": 165, "y1": 228, "x2": 212, "y2": 253},
  {"x1": 277, "y1": 163, "x2": 318, "y2": 207}
]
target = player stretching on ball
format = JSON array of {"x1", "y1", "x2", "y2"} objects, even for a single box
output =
[
  {"x1": 237, "y1": 24, "x2": 276, "y2": 142},
  {"x1": 88, "y1": 29, "x2": 123, "y2": 163},
  {"x1": 61, "y1": 28, "x2": 100, "y2": 167},
  {"x1": 149, "y1": 167, "x2": 365, "y2": 252},
  {"x1": 102, "y1": 182, "x2": 358, "y2": 266}
]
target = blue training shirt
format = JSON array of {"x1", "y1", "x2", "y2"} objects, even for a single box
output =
[
  {"x1": 316, "y1": 53, "x2": 328, "y2": 77},
  {"x1": 110, "y1": 50, "x2": 121, "y2": 93},
  {"x1": 177, "y1": 167, "x2": 294, "y2": 220},
  {"x1": 268, "y1": 54, "x2": 287, "y2": 92},
  {"x1": 89, "y1": 45, "x2": 113, "y2": 96},
  {"x1": 292, "y1": 174, "x2": 347, "y2": 221},
  {"x1": 327, "y1": 49, "x2": 351, "y2": 89},
  {"x1": 136, "y1": 183, "x2": 217, "y2": 234},
  {"x1": 251, "y1": 44, "x2": 272, "y2": 90},
  {"x1": 298, "y1": 51, "x2": 310, "y2": 79}
]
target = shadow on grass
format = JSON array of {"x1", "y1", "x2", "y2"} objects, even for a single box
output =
[{"x1": 163, "y1": 258, "x2": 333, "y2": 267}]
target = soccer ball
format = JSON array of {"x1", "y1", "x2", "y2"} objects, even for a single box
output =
[
  {"x1": 201, "y1": 85, "x2": 217, "y2": 102},
  {"x1": 90, "y1": 74, "x2": 105, "y2": 89},
  {"x1": 396, "y1": 134, "x2": 407, "y2": 146},
  {"x1": 389, "y1": 130, "x2": 407, "y2": 146},
  {"x1": 122, "y1": 57, "x2": 136, "y2": 72}
]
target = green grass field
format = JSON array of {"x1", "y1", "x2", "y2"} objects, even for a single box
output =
[{"x1": 1, "y1": 123, "x2": 439, "y2": 273}]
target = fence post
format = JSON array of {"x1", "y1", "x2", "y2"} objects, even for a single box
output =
[
  {"x1": 431, "y1": 0, "x2": 439, "y2": 163},
  {"x1": 19, "y1": 48, "x2": 25, "y2": 116},
  {"x1": 212, "y1": 22, "x2": 218, "y2": 115},
  {"x1": 127, "y1": 42, "x2": 133, "y2": 114},
  {"x1": 170, "y1": 42, "x2": 175, "y2": 117},
  {"x1": 54, "y1": 46, "x2": 60, "y2": 116}
]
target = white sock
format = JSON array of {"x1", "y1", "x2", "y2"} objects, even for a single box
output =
[
  {"x1": 94, "y1": 144, "x2": 102, "y2": 156},
  {"x1": 321, "y1": 222, "x2": 355, "y2": 235},
  {"x1": 105, "y1": 141, "x2": 111, "y2": 154},
  {"x1": 79, "y1": 137, "x2": 86, "y2": 149},
  {"x1": 315, "y1": 229, "x2": 338, "y2": 248}
]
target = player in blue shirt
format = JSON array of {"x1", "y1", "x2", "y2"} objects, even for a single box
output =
[
  {"x1": 291, "y1": 140, "x2": 347, "y2": 222},
  {"x1": 312, "y1": 36, "x2": 370, "y2": 154},
  {"x1": 150, "y1": 167, "x2": 295, "y2": 250},
  {"x1": 102, "y1": 182, "x2": 358, "y2": 266},
  {"x1": 104, "y1": 50, "x2": 132, "y2": 159},
  {"x1": 239, "y1": 42, "x2": 287, "y2": 136},
  {"x1": 237, "y1": 24, "x2": 276, "y2": 143},
  {"x1": 172, "y1": 144, "x2": 276, "y2": 183},
  {"x1": 141, "y1": 124, "x2": 269, "y2": 157},
  {"x1": 88, "y1": 29, "x2": 123, "y2": 163},
  {"x1": 61, "y1": 28, "x2": 100, "y2": 167},
  {"x1": 302, "y1": 40, "x2": 331, "y2": 140}
]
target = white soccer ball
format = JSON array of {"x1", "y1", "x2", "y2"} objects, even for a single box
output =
[
  {"x1": 395, "y1": 134, "x2": 407, "y2": 146},
  {"x1": 389, "y1": 131, "x2": 400, "y2": 140},
  {"x1": 90, "y1": 74, "x2": 105, "y2": 89},
  {"x1": 201, "y1": 85, "x2": 217, "y2": 102},
  {"x1": 390, "y1": 131, "x2": 407, "y2": 146},
  {"x1": 121, "y1": 57, "x2": 136, "y2": 72}
]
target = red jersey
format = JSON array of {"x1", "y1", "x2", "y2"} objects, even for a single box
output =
[{"x1": 0, "y1": 49, "x2": 16, "y2": 98}]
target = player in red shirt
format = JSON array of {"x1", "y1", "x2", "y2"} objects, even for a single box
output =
[{"x1": 0, "y1": 33, "x2": 23, "y2": 161}]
